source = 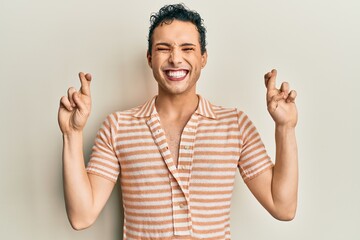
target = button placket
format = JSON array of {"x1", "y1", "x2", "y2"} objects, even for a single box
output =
[
  {"x1": 174, "y1": 114, "x2": 198, "y2": 236},
  {"x1": 147, "y1": 115, "x2": 186, "y2": 192},
  {"x1": 179, "y1": 114, "x2": 198, "y2": 178},
  {"x1": 147, "y1": 113, "x2": 197, "y2": 237},
  {"x1": 170, "y1": 174, "x2": 190, "y2": 236}
]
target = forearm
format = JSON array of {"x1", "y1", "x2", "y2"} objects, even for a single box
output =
[
  {"x1": 62, "y1": 132, "x2": 94, "y2": 229},
  {"x1": 271, "y1": 125, "x2": 298, "y2": 219}
]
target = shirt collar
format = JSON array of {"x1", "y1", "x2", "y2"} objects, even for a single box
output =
[{"x1": 133, "y1": 95, "x2": 217, "y2": 119}]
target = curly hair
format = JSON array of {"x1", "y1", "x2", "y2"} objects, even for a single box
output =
[{"x1": 148, "y1": 3, "x2": 207, "y2": 55}]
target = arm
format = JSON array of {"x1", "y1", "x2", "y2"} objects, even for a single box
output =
[
  {"x1": 58, "y1": 73, "x2": 115, "y2": 230},
  {"x1": 246, "y1": 69, "x2": 298, "y2": 221}
]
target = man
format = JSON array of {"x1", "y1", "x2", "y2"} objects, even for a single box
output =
[{"x1": 58, "y1": 4, "x2": 298, "y2": 240}]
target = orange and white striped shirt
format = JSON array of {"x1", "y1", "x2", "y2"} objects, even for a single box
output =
[{"x1": 86, "y1": 95, "x2": 273, "y2": 240}]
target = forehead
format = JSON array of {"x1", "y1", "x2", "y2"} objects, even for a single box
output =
[{"x1": 152, "y1": 20, "x2": 199, "y2": 44}]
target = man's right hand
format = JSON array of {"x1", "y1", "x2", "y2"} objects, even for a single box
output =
[{"x1": 58, "y1": 72, "x2": 92, "y2": 135}]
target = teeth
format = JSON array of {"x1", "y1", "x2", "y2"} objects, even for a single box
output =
[{"x1": 167, "y1": 70, "x2": 187, "y2": 78}]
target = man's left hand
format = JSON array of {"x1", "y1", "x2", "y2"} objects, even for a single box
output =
[{"x1": 264, "y1": 69, "x2": 298, "y2": 128}]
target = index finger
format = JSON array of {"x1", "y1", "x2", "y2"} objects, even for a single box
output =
[
  {"x1": 79, "y1": 72, "x2": 92, "y2": 96},
  {"x1": 264, "y1": 69, "x2": 277, "y2": 91}
]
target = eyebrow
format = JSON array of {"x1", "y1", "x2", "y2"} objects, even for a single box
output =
[{"x1": 155, "y1": 42, "x2": 197, "y2": 47}]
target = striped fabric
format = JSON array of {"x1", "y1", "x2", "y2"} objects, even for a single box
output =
[{"x1": 86, "y1": 95, "x2": 273, "y2": 240}]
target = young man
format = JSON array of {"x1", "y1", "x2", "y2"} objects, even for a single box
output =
[{"x1": 58, "y1": 4, "x2": 298, "y2": 240}]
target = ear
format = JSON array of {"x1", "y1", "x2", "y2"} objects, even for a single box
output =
[
  {"x1": 147, "y1": 51, "x2": 152, "y2": 68},
  {"x1": 201, "y1": 51, "x2": 208, "y2": 69}
]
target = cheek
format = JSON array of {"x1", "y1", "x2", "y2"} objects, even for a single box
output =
[
  {"x1": 152, "y1": 56, "x2": 166, "y2": 68},
  {"x1": 188, "y1": 55, "x2": 203, "y2": 66}
]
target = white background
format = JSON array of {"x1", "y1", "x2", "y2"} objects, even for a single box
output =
[{"x1": 1, "y1": 0, "x2": 359, "y2": 239}]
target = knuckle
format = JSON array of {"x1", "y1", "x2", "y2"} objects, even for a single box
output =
[
  {"x1": 67, "y1": 87, "x2": 76, "y2": 93},
  {"x1": 281, "y1": 82, "x2": 289, "y2": 89},
  {"x1": 289, "y1": 91, "x2": 296, "y2": 98},
  {"x1": 60, "y1": 96, "x2": 71, "y2": 109},
  {"x1": 271, "y1": 94, "x2": 280, "y2": 101},
  {"x1": 60, "y1": 96, "x2": 67, "y2": 103}
]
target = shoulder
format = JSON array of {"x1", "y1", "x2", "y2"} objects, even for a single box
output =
[
  {"x1": 208, "y1": 101, "x2": 246, "y2": 121},
  {"x1": 101, "y1": 100, "x2": 151, "y2": 128},
  {"x1": 206, "y1": 99, "x2": 254, "y2": 132}
]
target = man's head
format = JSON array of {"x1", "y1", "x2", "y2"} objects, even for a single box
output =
[
  {"x1": 146, "y1": 4, "x2": 208, "y2": 96},
  {"x1": 148, "y1": 4, "x2": 207, "y2": 56}
]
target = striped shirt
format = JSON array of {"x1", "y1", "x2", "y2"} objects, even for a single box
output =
[{"x1": 86, "y1": 95, "x2": 273, "y2": 240}]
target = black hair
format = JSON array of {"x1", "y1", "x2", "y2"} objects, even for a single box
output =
[{"x1": 148, "y1": 3, "x2": 207, "y2": 55}]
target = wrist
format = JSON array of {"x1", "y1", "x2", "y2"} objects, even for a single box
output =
[
  {"x1": 275, "y1": 125, "x2": 296, "y2": 135},
  {"x1": 62, "y1": 131, "x2": 84, "y2": 156},
  {"x1": 63, "y1": 131, "x2": 83, "y2": 140},
  {"x1": 275, "y1": 123, "x2": 296, "y2": 131}
]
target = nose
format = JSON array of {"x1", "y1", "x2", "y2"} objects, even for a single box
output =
[{"x1": 169, "y1": 48, "x2": 183, "y2": 64}]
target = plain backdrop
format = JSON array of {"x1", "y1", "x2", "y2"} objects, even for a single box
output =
[{"x1": 1, "y1": 0, "x2": 359, "y2": 239}]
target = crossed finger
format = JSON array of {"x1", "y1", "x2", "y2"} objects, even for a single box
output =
[
  {"x1": 79, "y1": 72, "x2": 92, "y2": 96},
  {"x1": 264, "y1": 69, "x2": 277, "y2": 91},
  {"x1": 264, "y1": 69, "x2": 297, "y2": 104}
]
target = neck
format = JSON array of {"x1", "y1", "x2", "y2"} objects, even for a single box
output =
[{"x1": 155, "y1": 91, "x2": 199, "y2": 120}]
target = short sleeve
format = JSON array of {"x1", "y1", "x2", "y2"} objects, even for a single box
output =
[
  {"x1": 237, "y1": 111, "x2": 274, "y2": 182},
  {"x1": 86, "y1": 113, "x2": 120, "y2": 183}
]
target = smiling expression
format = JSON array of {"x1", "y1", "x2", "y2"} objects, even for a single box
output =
[{"x1": 147, "y1": 20, "x2": 208, "y2": 96}]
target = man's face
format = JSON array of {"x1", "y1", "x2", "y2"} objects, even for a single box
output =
[{"x1": 147, "y1": 20, "x2": 207, "y2": 96}]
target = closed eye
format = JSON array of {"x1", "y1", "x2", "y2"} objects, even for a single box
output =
[
  {"x1": 183, "y1": 48, "x2": 195, "y2": 52},
  {"x1": 157, "y1": 48, "x2": 170, "y2": 52}
]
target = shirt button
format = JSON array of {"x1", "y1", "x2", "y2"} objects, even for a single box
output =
[
  {"x1": 179, "y1": 165, "x2": 186, "y2": 170},
  {"x1": 184, "y1": 145, "x2": 190, "y2": 150},
  {"x1": 179, "y1": 203, "x2": 186, "y2": 209}
]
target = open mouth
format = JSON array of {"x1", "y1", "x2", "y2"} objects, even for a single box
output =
[{"x1": 164, "y1": 69, "x2": 189, "y2": 81}]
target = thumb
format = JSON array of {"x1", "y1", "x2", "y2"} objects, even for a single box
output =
[{"x1": 73, "y1": 92, "x2": 88, "y2": 114}]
